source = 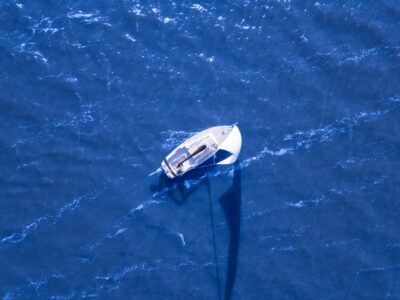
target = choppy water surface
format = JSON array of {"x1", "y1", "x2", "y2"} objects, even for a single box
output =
[{"x1": 1, "y1": 0, "x2": 400, "y2": 299}]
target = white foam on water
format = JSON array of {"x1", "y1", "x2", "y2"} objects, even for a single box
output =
[
  {"x1": 170, "y1": 231, "x2": 186, "y2": 247},
  {"x1": 162, "y1": 17, "x2": 174, "y2": 24},
  {"x1": 124, "y1": 34, "x2": 136, "y2": 42},
  {"x1": 286, "y1": 200, "x2": 305, "y2": 208},
  {"x1": 114, "y1": 228, "x2": 127, "y2": 236},
  {"x1": 130, "y1": 200, "x2": 163, "y2": 213},
  {"x1": 240, "y1": 146, "x2": 293, "y2": 169},
  {"x1": 342, "y1": 46, "x2": 379, "y2": 64},
  {"x1": 285, "y1": 196, "x2": 326, "y2": 209},
  {"x1": 191, "y1": 4, "x2": 207, "y2": 12},
  {"x1": 388, "y1": 96, "x2": 400, "y2": 103},
  {"x1": 263, "y1": 147, "x2": 293, "y2": 156},
  {"x1": 245, "y1": 168, "x2": 391, "y2": 222},
  {"x1": 151, "y1": 186, "x2": 173, "y2": 198},
  {"x1": 71, "y1": 42, "x2": 86, "y2": 49},
  {"x1": 77, "y1": 257, "x2": 215, "y2": 297},
  {"x1": 32, "y1": 51, "x2": 48, "y2": 64},
  {"x1": 270, "y1": 246, "x2": 297, "y2": 252},
  {"x1": 148, "y1": 167, "x2": 161, "y2": 177},
  {"x1": 68, "y1": 12, "x2": 96, "y2": 19},
  {"x1": 160, "y1": 130, "x2": 197, "y2": 150},
  {"x1": 28, "y1": 277, "x2": 48, "y2": 291},
  {"x1": 260, "y1": 229, "x2": 305, "y2": 241},
  {"x1": 42, "y1": 27, "x2": 59, "y2": 34},
  {"x1": 93, "y1": 257, "x2": 211, "y2": 293},
  {"x1": 199, "y1": 53, "x2": 215, "y2": 63},
  {"x1": 64, "y1": 76, "x2": 78, "y2": 83},
  {"x1": 86, "y1": 198, "x2": 165, "y2": 251},
  {"x1": 1, "y1": 216, "x2": 48, "y2": 245},
  {"x1": 53, "y1": 103, "x2": 97, "y2": 129},
  {"x1": 67, "y1": 11, "x2": 107, "y2": 24},
  {"x1": 323, "y1": 239, "x2": 360, "y2": 248},
  {"x1": 0, "y1": 191, "x2": 99, "y2": 248},
  {"x1": 282, "y1": 106, "x2": 395, "y2": 152},
  {"x1": 130, "y1": 4, "x2": 146, "y2": 17},
  {"x1": 54, "y1": 198, "x2": 81, "y2": 223}
]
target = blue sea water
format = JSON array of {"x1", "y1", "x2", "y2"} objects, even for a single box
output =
[{"x1": 1, "y1": 0, "x2": 400, "y2": 299}]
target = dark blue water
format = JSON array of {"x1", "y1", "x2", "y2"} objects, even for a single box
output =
[{"x1": 1, "y1": 0, "x2": 400, "y2": 299}]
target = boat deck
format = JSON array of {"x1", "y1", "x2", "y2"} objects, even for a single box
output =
[{"x1": 162, "y1": 125, "x2": 234, "y2": 178}]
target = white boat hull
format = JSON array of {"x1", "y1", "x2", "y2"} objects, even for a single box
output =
[{"x1": 161, "y1": 125, "x2": 242, "y2": 179}]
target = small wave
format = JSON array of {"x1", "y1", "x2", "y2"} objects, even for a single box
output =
[
  {"x1": 260, "y1": 229, "x2": 305, "y2": 241},
  {"x1": 245, "y1": 174, "x2": 388, "y2": 222},
  {"x1": 244, "y1": 195, "x2": 327, "y2": 221},
  {"x1": 283, "y1": 105, "x2": 395, "y2": 151},
  {"x1": 160, "y1": 130, "x2": 197, "y2": 150},
  {"x1": 341, "y1": 46, "x2": 379, "y2": 65},
  {"x1": 53, "y1": 103, "x2": 97, "y2": 129},
  {"x1": 68, "y1": 12, "x2": 96, "y2": 19},
  {"x1": 30, "y1": 50, "x2": 48, "y2": 64},
  {"x1": 67, "y1": 11, "x2": 107, "y2": 25},
  {"x1": 388, "y1": 96, "x2": 400, "y2": 103},
  {"x1": 54, "y1": 198, "x2": 82, "y2": 223},
  {"x1": 199, "y1": 53, "x2": 215, "y2": 63},
  {"x1": 286, "y1": 200, "x2": 305, "y2": 208},
  {"x1": 4, "y1": 273, "x2": 67, "y2": 300},
  {"x1": 0, "y1": 191, "x2": 99, "y2": 248},
  {"x1": 130, "y1": 200, "x2": 163, "y2": 214},
  {"x1": 129, "y1": 5, "x2": 146, "y2": 17},
  {"x1": 240, "y1": 146, "x2": 293, "y2": 168},
  {"x1": 83, "y1": 258, "x2": 212, "y2": 295},
  {"x1": 1, "y1": 216, "x2": 48, "y2": 245},
  {"x1": 337, "y1": 157, "x2": 373, "y2": 169},
  {"x1": 270, "y1": 246, "x2": 297, "y2": 252},
  {"x1": 86, "y1": 200, "x2": 165, "y2": 251},
  {"x1": 124, "y1": 34, "x2": 136, "y2": 42},
  {"x1": 162, "y1": 17, "x2": 174, "y2": 24},
  {"x1": 191, "y1": 4, "x2": 207, "y2": 12},
  {"x1": 169, "y1": 230, "x2": 186, "y2": 247},
  {"x1": 262, "y1": 147, "x2": 293, "y2": 156},
  {"x1": 285, "y1": 196, "x2": 326, "y2": 208},
  {"x1": 234, "y1": 23, "x2": 256, "y2": 30}
]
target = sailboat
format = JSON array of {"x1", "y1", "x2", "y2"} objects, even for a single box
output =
[{"x1": 161, "y1": 125, "x2": 242, "y2": 179}]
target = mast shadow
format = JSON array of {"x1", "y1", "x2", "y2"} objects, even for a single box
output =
[
  {"x1": 149, "y1": 162, "x2": 242, "y2": 300},
  {"x1": 218, "y1": 163, "x2": 241, "y2": 300}
]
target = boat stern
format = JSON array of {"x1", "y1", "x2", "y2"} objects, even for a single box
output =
[{"x1": 161, "y1": 159, "x2": 176, "y2": 179}]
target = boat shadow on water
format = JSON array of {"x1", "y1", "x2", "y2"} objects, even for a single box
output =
[{"x1": 150, "y1": 163, "x2": 242, "y2": 300}]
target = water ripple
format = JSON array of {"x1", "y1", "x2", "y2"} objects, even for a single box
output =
[{"x1": 0, "y1": 190, "x2": 99, "y2": 249}]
